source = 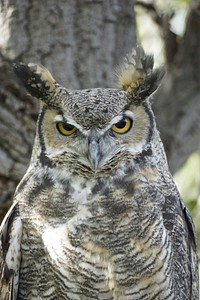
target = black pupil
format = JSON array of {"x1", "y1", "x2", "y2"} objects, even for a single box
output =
[
  {"x1": 63, "y1": 122, "x2": 74, "y2": 131},
  {"x1": 115, "y1": 118, "x2": 127, "y2": 129}
]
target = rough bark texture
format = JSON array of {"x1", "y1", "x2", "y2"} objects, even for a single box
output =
[{"x1": 0, "y1": 0, "x2": 136, "y2": 218}]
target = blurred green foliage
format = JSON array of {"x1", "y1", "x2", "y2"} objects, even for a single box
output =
[{"x1": 174, "y1": 151, "x2": 200, "y2": 207}]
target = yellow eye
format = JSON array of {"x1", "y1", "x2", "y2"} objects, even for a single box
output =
[
  {"x1": 56, "y1": 122, "x2": 76, "y2": 136},
  {"x1": 112, "y1": 117, "x2": 132, "y2": 134}
]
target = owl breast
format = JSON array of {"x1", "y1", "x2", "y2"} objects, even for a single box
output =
[{"x1": 18, "y1": 162, "x2": 174, "y2": 300}]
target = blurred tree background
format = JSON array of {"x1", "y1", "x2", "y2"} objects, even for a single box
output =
[
  {"x1": 135, "y1": 0, "x2": 200, "y2": 251},
  {"x1": 0, "y1": 0, "x2": 199, "y2": 289}
]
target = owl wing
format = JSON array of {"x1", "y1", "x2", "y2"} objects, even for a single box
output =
[
  {"x1": 180, "y1": 200, "x2": 199, "y2": 299},
  {"x1": 0, "y1": 201, "x2": 23, "y2": 300},
  {"x1": 162, "y1": 190, "x2": 199, "y2": 299}
]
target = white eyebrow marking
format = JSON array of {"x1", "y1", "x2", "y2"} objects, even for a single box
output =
[
  {"x1": 102, "y1": 110, "x2": 135, "y2": 134},
  {"x1": 54, "y1": 114, "x2": 90, "y2": 136},
  {"x1": 54, "y1": 115, "x2": 63, "y2": 123}
]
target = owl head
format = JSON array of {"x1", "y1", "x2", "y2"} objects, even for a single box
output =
[{"x1": 13, "y1": 46, "x2": 164, "y2": 176}]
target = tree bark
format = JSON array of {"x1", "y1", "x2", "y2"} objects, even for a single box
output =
[{"x1": 0, "y1": 0, "x2": 136, "y2": 218}]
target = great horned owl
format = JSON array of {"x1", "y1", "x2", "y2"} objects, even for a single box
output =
[{"x1": 0, "y1": 46, "x2": 199, "y2": 300}]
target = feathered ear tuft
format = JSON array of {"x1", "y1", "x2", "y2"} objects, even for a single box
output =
[
  {"x1": 13, "y1": 63, "x2": 59, "y2": 106},
  {"x1": 117, "y1": 45, "x2": 165, "y2": 104}
]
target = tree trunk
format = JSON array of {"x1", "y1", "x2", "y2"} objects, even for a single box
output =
[{"x1": 0, "y1": 0, "x2": 136, "y2": 219}]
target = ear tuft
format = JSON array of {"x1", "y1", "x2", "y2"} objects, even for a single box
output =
[
  {"x1": 13, "y1": 63, "x2": 57, "y2": 104},
  {"x1": 117, "y1": 45, "x2": 165, "y2": 103}
]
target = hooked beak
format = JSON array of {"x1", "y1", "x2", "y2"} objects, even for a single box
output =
[{"x1": 88, "y1": 138, "x2": 101, "y2": 170}]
